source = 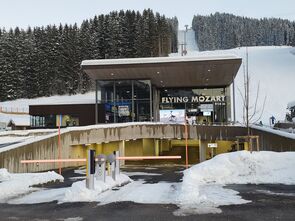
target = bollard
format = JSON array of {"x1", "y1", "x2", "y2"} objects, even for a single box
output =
[
  {"x1": 95, "y1": 154, "x2": 106, "y2": 182},
  {"x1": 86, "y1": 149, "x2": 95, "y2": 190},
  {"x1": 107, "y1": 153, "x2": 116, "y2": 180}
]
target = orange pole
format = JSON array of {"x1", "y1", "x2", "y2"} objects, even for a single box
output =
[
  {"x1": 58, "y1": 115, "x2": 62, "y2": 175},
  {"x1": 20, "y1": 156, "x2": 182, "y2": 164},
  {"x1": 185, "y1": 121, "x2": 188, "y2": 169},
  {"x1": 21, "y1": 159, "x2": 87, "y2": 163},
  {"x1": 117, "y1": 156, "x2": 181, "y2": 160}
]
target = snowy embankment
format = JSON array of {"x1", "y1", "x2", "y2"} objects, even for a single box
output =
[
  {"x1": 176, "y1": 151, "x2": 295, "y2": 214},
  {"x1": 0, "y1": 168, "x2": 63, "y2": 202},
  {"x1": 1, "y1": 167, "x2": 131, "y2": 204}
]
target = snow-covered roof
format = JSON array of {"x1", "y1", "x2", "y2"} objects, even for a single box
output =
[
  {"x1": 29, "y1": 98, "x2": 96, "y2": 106},
  {"x1": 81, "y1": 54, "x2": 241, "y2": 66},
  {"x1": 82, "y1": 55, "x2": 242, "y2": 88}
]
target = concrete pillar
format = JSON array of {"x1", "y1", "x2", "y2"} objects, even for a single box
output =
[
  {"x1": 119, "y1": 140, "x2": 125, "y2": 166},
  {"x1": 199, "y1": 140, "x2": 208, "y2": 163},
  {"x1": 154, "y1": 139, "x2": 160, "y2": 156}
]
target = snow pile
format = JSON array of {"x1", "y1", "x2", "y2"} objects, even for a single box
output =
[
  {"x1": 0, "y1": 169, "x2": 64, "y2": 202},
  {"x1": 61, "y1": 174, "x2": 131, "y2": 203},
  {"x1": 0, "y1": 168, "x2": 11, "y2": 181},
  {"x1": 183, "y1": 151, "x2": 295, "y2": 185},
  {"x1": 176, "y1": 151, "x2": 295, "y2": 214}
]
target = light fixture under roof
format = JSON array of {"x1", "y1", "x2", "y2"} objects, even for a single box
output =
[
  {"x1": 208, "y1": 69, "x2": 211, "y2": 72},
  {"x1": 157, "y1": 71, "x2": 160, "y2": 74},
  {"x1": 110, "y1": 73, "x2": 114, "y2": 76}
]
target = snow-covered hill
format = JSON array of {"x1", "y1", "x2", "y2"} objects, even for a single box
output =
[
  {"x1": 178, "y1": 29, "x2": 199, "y2": 52},
  {"x1": 172, "y1": 46, "x2": 295, "y2": 124}
]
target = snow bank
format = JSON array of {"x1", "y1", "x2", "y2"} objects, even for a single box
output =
[
  {"x1": 176, "y1": 151, "x2": 295, "y2": 214},
  {"x1": 0, "y1": 168, "x2": 11, "y2": 181},
  {"x1": 182, "y1": 151, "x2": 295, "y2": 185},
  {"x1": 61, "y1": 174, "x2": 131, "y2": 203},
  {"x1": 0, "y1": 169, "x2": 64, "y2": 202}
]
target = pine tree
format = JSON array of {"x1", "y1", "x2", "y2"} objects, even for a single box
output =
[{"x1": 0, "y1": 9, "x2": 178, "y2": 101}]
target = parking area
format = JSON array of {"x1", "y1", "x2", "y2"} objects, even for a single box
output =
[{"x1": 0, "y1": 165, "x2": 295, "y2": 221}]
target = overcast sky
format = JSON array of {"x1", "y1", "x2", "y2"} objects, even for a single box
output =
[{"x1": 1, "y1": 0, "x2": 295, "y2": 30}]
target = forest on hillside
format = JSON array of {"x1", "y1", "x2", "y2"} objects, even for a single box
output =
[
  {"x1": 0, "y1": 9, "x2": 178, "y2": 101},
  {"x1": 193, "y1": 12, "x2": 295, "y2": 51}
]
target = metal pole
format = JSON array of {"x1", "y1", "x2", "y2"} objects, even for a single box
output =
[
  {"x1": 232, "y1": 80, "x2": 236, "y2": 123},
  {"x1": 95, "y1": 80, "x2": 98, "y2": 124},
  {"x1": 184, "y1": 25, "x2": 188, "y2": 54},
  {"x1": 149, "y1": 81, "x2": 153, "y2": 121},
  {"x1": 185, "y1": 114, "x2": 188, "y2": 169},
  {"x1": 58, "y1": 114, "x2": 62, "y2": 175},
  {"x1": 132, "y1": 80, "x2": 135, "y2": 122}
]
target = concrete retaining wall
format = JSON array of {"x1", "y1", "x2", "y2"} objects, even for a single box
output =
[{"x1": 1, "y1": 124, "x2": 294, "y2": 173}]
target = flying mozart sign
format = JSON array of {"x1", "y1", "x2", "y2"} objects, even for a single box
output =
[{"x1": 161, "y1": 95, "x2": 226, "y2": 103}]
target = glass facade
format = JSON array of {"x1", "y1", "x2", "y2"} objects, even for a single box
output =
[
  {"x1": 159, "y1": 87, "x2": 231, "y2": 124},
  {"x1": 98, "y1": 80, "x2": 152, "y2": 123},
  {"x1": 96, "y1": 80, "x2": 231, "y2": 124},
  {"x1": 31, "y1": 114, "x2": 79, "y2": 128}
]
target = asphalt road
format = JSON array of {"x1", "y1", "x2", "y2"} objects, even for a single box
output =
[{"x1": 0, "y1": 165, "x2": 295, "y2": 221}]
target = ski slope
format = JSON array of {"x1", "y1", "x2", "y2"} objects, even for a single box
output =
[
  {"x1": 172, "y1": 46, "x2": 295, "y2": 124},
  {"x1": 178, "y1": 29, "x2": 199, "y2": 52}
]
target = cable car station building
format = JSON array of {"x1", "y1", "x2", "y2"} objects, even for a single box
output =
[
  {"x1": 6, "y1": 55, "x2": 294, "y2": 172},
  {"x1": 81, "y1": 55, "x2": 242, "y2": 125}
]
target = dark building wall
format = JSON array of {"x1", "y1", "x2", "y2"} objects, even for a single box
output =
[{"x1": 29, "y1": 104, "x2": 105, "y2": 126}]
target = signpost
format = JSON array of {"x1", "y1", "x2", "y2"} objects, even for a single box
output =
[{"x1": 208, "y1": 143, "x2": 218, "y2": 158}]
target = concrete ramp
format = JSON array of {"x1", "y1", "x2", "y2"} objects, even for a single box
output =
[{"x1": 1, "y1": 123, "x2": 294, "y2": 173}]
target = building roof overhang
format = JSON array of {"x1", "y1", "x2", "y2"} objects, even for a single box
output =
[{"x1": 81, "y1": 55, "x2": 242, "y2": 88}]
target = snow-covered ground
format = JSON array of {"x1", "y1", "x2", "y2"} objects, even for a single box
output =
[
  {"x1": 177, "y1": 151, "x2": 295, "y2": 214},
  {"x1": 1, "y1": 151, "x2": 295, "y2": 215},
  {"x1": 0, "y1": 168, "x2": 63, "y2": 203}
]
